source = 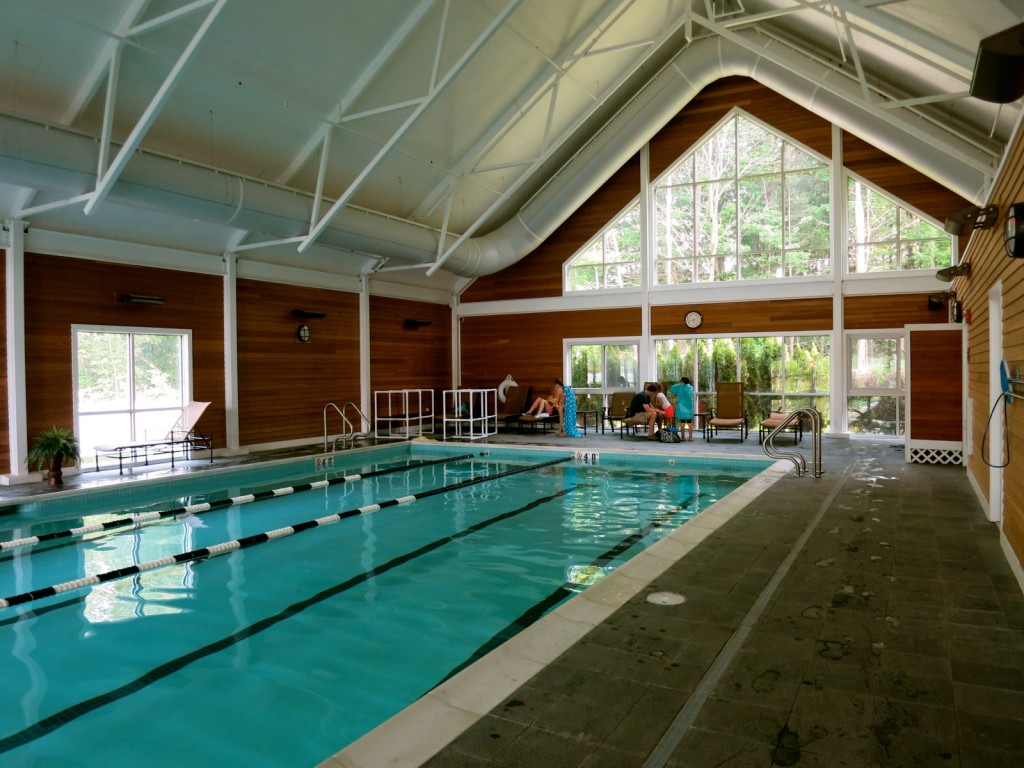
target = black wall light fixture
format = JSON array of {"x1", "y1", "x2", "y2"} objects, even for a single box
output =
[
  {"x1": 117, "y1": 293, "x2": 165, "y2": 305},
  {"x1": 291, "y1": 308, "x2": 327, "y2": 319},
  {"x1": 970, "y1": 21, "x2": 1024, "y2": 103},
  {"x1": 928, "y1": 290, "x2": 956, "y2": 311},
  {"x1": 291, "y1": 309, "x2": 326, "y2": 343},
  {"x1": 936, "y1": 263, "x2": 971, "y2": 282},
  {"x1": 943, "y1": 205, "x2": 999, "y2": 236},
  {"x1": 403, "y1": 319, "x2": 432, "y2": 329}
]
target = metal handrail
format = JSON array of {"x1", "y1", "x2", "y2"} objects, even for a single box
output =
[
  {"x1": 323, "y1": 401, "x2": 371, "y2": 451},
  {"x1": 763, "y1": 407, "x2": 822, "y2": 478}
]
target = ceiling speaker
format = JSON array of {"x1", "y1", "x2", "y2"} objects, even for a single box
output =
[{"x1": 970, "y1": 22, "x2": 1024, "y2": 103}]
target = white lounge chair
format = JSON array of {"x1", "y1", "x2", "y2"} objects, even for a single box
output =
[{"x1": 95, "y1": 401, "x2": 213, "y2": 474}]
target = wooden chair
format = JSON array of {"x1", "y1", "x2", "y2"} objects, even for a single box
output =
[
  {"x1": 497, "y1": 385, "x2": 531, "y2": 430},
  {"x1": 605, "y1": 390, "x2": 634, "y2": 433}
]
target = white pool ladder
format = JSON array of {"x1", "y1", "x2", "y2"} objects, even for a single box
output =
[
  {"x1": 762, "y1": 407, "x2": 822, "y2": 477},
  {"x1": 324, "y1": 401, "x2": 371, "y2": 451}
]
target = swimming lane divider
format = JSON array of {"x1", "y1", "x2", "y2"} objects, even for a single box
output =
[
  {"x1": 0, "y1": 453, "x2": 476, "y2": 555},
  {"x1": 0, "y1": 454, "x2": 573, "y2": 609}
]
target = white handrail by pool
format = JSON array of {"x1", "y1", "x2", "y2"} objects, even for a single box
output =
[{"x1": 324, "y1": 401, "x2": 371, "y2": 451}]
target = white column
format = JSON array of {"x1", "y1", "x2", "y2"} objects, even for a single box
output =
[
  {"x1": 359, "y1": 276, "x2": 371, "y2": 416},
  {"x1": 829, "y1": 126, "x2": 848, "y2": 436},
  {"x1": 3, "y1": 220, "x2": 32, "y2": 483},
  {"x1": 222, "y1": 252, "x2": 241, "y2": 452},
  {"x1": 639, "y1": 144, "x2": 653, "y2": 380}
]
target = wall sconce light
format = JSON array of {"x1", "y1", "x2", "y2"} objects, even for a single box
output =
[
  {"x1": 936, "y1": 263, "x2": 971, "y2": 282},
  {"x1": 291, "y1": 309, "x2": 327, "y2": 319},
  {"x1": 403, "y1": 319, "x2": 432, "y2": 329},
  {"x1": 1004, "y1": 203, "x2": 1024, "y2": 258},
  {"x1": 943, "y1": 205, "x2": 999, "y2": 235},
  {"x1": 117, "y1": 293, "x2": 165, "y2": 305},
  {"x1": 928, "y1": 290, "x2": 956, "y2": 311}
]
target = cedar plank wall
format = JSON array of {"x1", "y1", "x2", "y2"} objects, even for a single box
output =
[
  {"x1": 369, "y1": 296, "x2": 452, "y2": 398},
  {"x1": 844, "y1": 294, "x2": 946, "y2": 329},
  {"x1": 236, "y1": 279, "x2": 359, "y2": 445},
  {"x1": 652, "y1": 298, "x2": 833, "y2": 335},
  {"x1": 957, "y1": 122, "x2": 1024, "y2": 566},
  {"x1": 20, "y1": 255, "x2": 225, "y2": 466},
  {"x1": 908, "y1": 329, "x2": 963, "y2": 441},
  {"x1": 460, "y1": 308, "x2": 641, "y2": 395}
]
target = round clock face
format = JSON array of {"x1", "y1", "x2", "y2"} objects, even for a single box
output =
[
  {"x1": 684, "y1": 310, "x2": 703, "y2": 329},
  {"x1": 296, "y1": 324, "x2": 311, "y2": 342}
]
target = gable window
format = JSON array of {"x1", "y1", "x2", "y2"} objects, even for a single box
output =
[
  {"x1": 565, "y1": 203, "x2": 641, "y2": 291},
  {"x1": 74, "y1": 326, "x2": 192, "y2": 464},
  {"x1": 847, "y1": 178, "x2": 952, "y2": 272},
  {"x1": 655, "y1": 111, "x2": 830, "y2": 284}
]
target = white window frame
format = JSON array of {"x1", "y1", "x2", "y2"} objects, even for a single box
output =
[{"x1": 72, "y1": 324, "x2": 194, "y2": 460}]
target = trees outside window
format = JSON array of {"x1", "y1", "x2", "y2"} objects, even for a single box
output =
[
  {"x1": 74, "y1": 327, "x2": 192, "y2": 462},
  {"x1": 655, "y1": 112, "x2": 830, "y2": 284},
  {"x1": 847, "y1": 178, "x2": 951, "y2": 272},
  {"x1": 656, "y1": 334, "x2": 830, "y2": 426},
  {"x1": 569, "y1": 342, "x2": 639, "y2": 411},
  {"x1": 565, "y1": 204, "x2": 641, "y2": 291},
  {"x1": 847, "y1": 335, "x2": 905, "y2": 435}
]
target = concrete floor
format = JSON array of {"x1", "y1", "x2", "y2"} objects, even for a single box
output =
[{"x1": 4, "y1": 428, "x2": 1023, "y2": 767}]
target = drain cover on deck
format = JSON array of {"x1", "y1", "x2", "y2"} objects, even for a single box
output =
[{"x1": 646, "y1": 591, "x2": 686, "y2": 605}]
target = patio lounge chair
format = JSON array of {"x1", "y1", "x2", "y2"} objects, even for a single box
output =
[
  {"x1": 759, "y1": 411, "x2": 802, "y2": 444},
  {"x1": 95, "y1": 401, "x2": 213, "y2": 474},
  {"x1": 705, "y1": 382, "x2": 748, "y2": 441}
]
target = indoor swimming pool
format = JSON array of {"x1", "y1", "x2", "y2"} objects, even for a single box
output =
[{"x1": 0, "y1": 444, "x2": 772, "y2": 767}]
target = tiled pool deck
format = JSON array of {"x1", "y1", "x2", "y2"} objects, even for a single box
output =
[{"x1": 3, "y1": 431, "x2": 1023, "y2": 767}]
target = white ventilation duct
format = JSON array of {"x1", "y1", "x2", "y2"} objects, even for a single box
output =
[{"x1": 0, "y1": 32, "x2": 995, "y2": 278}]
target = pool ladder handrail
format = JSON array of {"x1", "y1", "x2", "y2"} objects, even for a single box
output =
[
  {"x1": 762, "y1": 407, "x2": 822, "y2": 478},
  {"x1": 323, "y1": 401, "x2": 371, "y2": 451}
]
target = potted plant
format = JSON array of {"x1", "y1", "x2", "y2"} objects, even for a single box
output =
[{"x1": 27, "y1": 426, "x2": 81, "y2": 487}]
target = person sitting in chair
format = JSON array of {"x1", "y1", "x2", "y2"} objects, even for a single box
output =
[
  {"x1": 524, "y1": 379, "x2": 563, "y2": 418},
  {"x1": 643, "y1": 383, "x2": 672, "y2": 440}
]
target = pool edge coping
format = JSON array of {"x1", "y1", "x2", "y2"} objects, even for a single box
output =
[{"x1": 318, "y1": 457, "x2": 794, "y2": 768}]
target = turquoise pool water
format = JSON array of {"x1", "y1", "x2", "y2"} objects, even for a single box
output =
[{"x1": 0, "y1": 445, "x2": 770, "y2": 766}]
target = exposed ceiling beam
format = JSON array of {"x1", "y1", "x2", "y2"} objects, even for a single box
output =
[
  {"x1": 298, "y1": 0, "x2": 524, "y2": 253},
  {"x1": 84, "y1": 0, "x2": 229, "y2": 216}
]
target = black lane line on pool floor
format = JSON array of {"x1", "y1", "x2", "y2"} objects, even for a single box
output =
[
  {"x1": 0, "y1": 458, "x2": 575, "y2": 754},
  {"x1": 435, "y1": 495, "x2": 697, "y2": 686},
  {"x1": 0, "y1": 453, "x2": 476, "y2": 559}
]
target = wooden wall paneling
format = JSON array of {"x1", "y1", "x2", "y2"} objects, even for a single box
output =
[
  {"x1": 958, "y1": 117, "x2": 1024, "y2": 566},
  {"x1": 460, "y1": 308, "x2": 642, "y2": 396},
  {"x1": 461, "y1": 159, "x2": 641, "y2": 303},
  {"x1": 236, "y1": 279, "x2": 359, "y2": 446},
  {"x1": 842, "y1": 132, "x2": 972, "y2": 226},
  {"x1": 651, "y1": 297, "x2": 832, "y2": 336},
  {"x1": 369, "y1": 296, "x2": 452, "y2": 413},
  {"x1": 908, "y1": 329, "x2": 962, "y2": 441},
  {"x1": 649, "y1": 77, "x2": 833, "y2": 179},
  {"x1": 843, "y1": 293, "x2": 944, "y2": 329},
  {"x1": 23, "y1": 254, "x2": 225, "y2": 457}
]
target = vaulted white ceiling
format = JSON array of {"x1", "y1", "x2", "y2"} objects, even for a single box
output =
[{"x1": 2, "y1": 0, "x2": 1022, "y2": 293}]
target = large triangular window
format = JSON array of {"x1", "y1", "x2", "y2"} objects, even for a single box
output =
[
  {"x1": 565, "y1": 202, "x2": 641, "y2": 292},
  {"x1": 654, "y1": 111, "x2": 830, "y2": 284},
  {"x1": 847, "y1": 176, "x2": 952, "y2": 272}
]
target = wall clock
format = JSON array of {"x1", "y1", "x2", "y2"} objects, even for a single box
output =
[
  {"x1": 684, "y1": 310, "x2": 703, "y2": 329},
  {"x1": 296, "y1": 324, "x2": 311, "y2": 342}
]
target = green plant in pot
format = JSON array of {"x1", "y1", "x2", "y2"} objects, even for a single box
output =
[{"x1": 27, "y1": 426, "x2": 81, "y2": 487}]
